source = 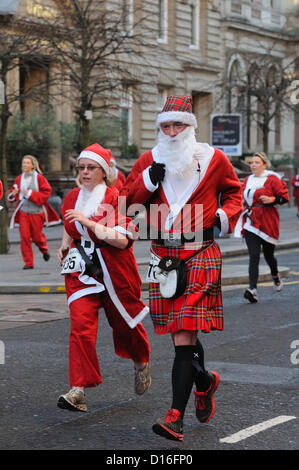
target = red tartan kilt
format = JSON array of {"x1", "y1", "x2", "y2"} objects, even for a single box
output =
[{"x1": 149, "y1": 240, "x2": 223, "y2": 334}]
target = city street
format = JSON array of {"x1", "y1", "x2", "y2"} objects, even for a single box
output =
[
  {"x1": 0, "y1": 243, "x2": 298, "y2": 454},
  {"x1": 1, "y1": 0, "x2": 298, "y2": 461}
]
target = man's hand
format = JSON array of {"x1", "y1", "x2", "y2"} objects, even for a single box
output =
[{"x1": 149, "y1": 162, "x2": 166, "y2": 186}]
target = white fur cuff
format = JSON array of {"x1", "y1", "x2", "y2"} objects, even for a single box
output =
[
  {"x1": 143, "y1": 167, "x2": 159, "y2": 192},
  {"x1": 216, "y1": 208, "x2": 229, "y2": 236},
  {"x1": 156, "y1": 111, "x2": 197, "y2": 129}
]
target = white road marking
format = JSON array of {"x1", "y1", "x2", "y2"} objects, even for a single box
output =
[{"x1": 220, "y1": 415, "x2": 296, "y2": 444}]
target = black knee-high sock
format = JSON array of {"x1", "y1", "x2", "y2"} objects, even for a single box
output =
[
  {"x1": 171, "y1": 345, "x2": 196, "y2": 418},
  {"x1": 193, "y1": 339, "x2": 211, "y2": 392}
]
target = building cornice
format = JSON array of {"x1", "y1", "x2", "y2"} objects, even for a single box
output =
[
  {"x1": 221, "y1": 17, "x2": 297, "y2": 42},
  {"x1": 181, "y1": 61, "x2": 222, "y2": 74}
]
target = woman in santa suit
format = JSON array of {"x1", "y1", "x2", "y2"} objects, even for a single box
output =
[
  {"x1": 236, "y1": 152, "x2": 289, "y2": 303},
  {"x1": 291, "y1": 172, "x2": 299, "y2": 217},
  {"x1": 8, "y1": 155, "x2": 60, "y2": 269},
  {"x1": 57, "y1": 143, "x2": 151, "y2": 413}
]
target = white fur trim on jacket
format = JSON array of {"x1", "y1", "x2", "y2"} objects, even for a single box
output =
[
  {"x1": 216, "y1": 208, "x2": 229, "y2": 236},
  {"x1": 96, "y1": 247, "x2": 149, "y2": 328},
  {"x1": 78, "y1": 150, "x2": 109, "y2": 176},
  {"x1": 243, "y1": 222, "x2": 278, "y2": 245},
  {"x1": 156, "y1": 111, "x2": 198, "y2": 129},
  {"x1": 143, "y1": 166, "x2": 159, "y2": 192}
]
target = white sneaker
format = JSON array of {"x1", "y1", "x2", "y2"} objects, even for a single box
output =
[
  {"x1": 273, "y1": 275, "x2": 283, "y2": 292},
  {"x1": 244, "y1": 288, "x2": 258, "y2": 303}
]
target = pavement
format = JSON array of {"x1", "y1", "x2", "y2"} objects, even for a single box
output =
[{"x1": 0, "y1": 206, "x2": 298, "y2": 295}]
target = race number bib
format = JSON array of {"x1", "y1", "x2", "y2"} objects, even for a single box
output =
[
  {"x1": 146, "y1": 252, "x2": 161, "y2": 283},
  {"x1": 61, "y1": 248, "x2": 83, "y2": 275}
]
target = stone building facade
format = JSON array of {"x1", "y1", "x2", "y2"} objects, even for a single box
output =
[{"x1": 1, "y1": 0, "x2": 298, "y2": 172}]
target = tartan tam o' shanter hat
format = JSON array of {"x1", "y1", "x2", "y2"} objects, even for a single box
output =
[
  {"x1": 156, "y1": 95, "x2": 198, "y2": 129},
  {"x1": 77, "y1": 143, "x2": 111, "y2": 176}
]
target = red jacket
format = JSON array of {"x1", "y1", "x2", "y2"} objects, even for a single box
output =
[
  {"x1": 238, "y1": 172, "x2": 289, "y2": 244},
  {"x1": 8, "y1": 172, "x2": 60, "y2": 228},
  {"x1": 61, "y1": 185, "x2": 148, "y2": 329},
  {"x1": 120, "y1": 146, "x2": 243, "y2": 237}
]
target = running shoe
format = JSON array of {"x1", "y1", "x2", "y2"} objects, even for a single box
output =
[
  {"x1": 134, "y1": 362, "x2": 151, "y2": 395},
  {"x1": 57, "y1": 388, "x2": 87, "y2": 412},
  {"x1": 152, "y1": 408, "x2": 183, "y2": 441},
  {"x1": 272, "y1": 275, "x2": 283, "y2": 292},
  {"x1": 194, "y1": 370, "x2": 220, "y2": 423},
  {"x1": 244, "y1": 288, "x2": 258, "y2": 303}
]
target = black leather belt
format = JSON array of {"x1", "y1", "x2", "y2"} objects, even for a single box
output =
[
  {"x1": 75, "y1": 239, "x2": 105, "y2": 249},
  {"x1": 155, "y1": 228, "x2": 214, "y2": 247}
]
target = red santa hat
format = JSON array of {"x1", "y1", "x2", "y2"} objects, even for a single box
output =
[
  {"x1": 156, "y1": 95, "x2": 197, "y2": 129},
  {"x1": 77, "y1": 143, "x2": 111, "y2": 176}
]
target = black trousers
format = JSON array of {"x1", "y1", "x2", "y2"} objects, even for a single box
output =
[{"x1": 244, "y1": 230, "x2": 278, "y2": 289}]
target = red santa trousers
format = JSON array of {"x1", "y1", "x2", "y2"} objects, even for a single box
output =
[
  {"x1": 19, "y1": 210, "x2": 48, "y2": 267},
  {"x1": 68, "y1": 291, "x2": 150, "y2": 388}
]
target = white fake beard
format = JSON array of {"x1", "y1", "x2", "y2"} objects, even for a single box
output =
[
  {"x1": 78, "y1": 183, "x2": 107, "y2": 219},
  {"x1": 155, "y1": 125, "x2": 198, "y2": 177}
]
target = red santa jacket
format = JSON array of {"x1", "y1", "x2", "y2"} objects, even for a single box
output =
[
  {"x1": 120, "y1": 145, "x2": 243, "y2": 237},
  {"x1": 237, "y1": 171, "x2": 289, "y2": 244},
  {"x1": 8, "y1": 172, "x2": 60, "y2": 228},
  {"x1": 61, "y1": 185, "x2": 148, "y2": 329}
]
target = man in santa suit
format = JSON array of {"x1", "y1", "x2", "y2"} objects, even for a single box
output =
[
  {"x1": 120, "y1": 96, "x2": 243, "y2": 441},
  {"x1": 57, "y1": 143, "x2": 151, "y2": 413},
  {"x1": 8, "y1": 155, "x2": 60, "y2": 269}
]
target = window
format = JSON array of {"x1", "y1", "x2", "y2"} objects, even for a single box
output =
[
  {"x1": 121, "y1": 0, "x2": 133, "y2": 34},
  {"x1": 190, "y1": 1, "x2": 199, "y2": 49},
  {"x1": 120, "y1": 85, "x2": 133, "y2": 148},
  {"x1": 158, "y1": 0, "x2": 168, "y2": 43},
  {"x1": 157, "y1": 87, "x2": 172, "y2": 111}
]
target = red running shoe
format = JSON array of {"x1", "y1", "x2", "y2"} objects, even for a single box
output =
[
  {"x1": 194, "y1": 370, "x2": 220, "y2": 423},
  {"x1": 152, "y1": 408, "x2": 183, "y2": 441}
]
